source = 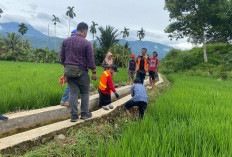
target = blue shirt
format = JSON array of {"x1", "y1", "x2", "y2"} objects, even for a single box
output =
[{"x1": 131, "y1": 84, "x2": 148, "y2": 104}]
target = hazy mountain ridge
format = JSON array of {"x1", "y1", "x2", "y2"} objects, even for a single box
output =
[{"x1": 0, "y1": 22, "x2": 173, "y2": 59}]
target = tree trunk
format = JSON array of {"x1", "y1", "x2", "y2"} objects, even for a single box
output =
[
  {"x1": 68, "y1": 18, "x2": 70, "y2": 37},
  {"x1": 93, "y1": 34, "x2": 94, "y2": 40},
  {"x1": 202, "y1": 31, "x2": 208, "y2": 63},
  {"x1": 55, "y1": 25, "x2": 56, "y2": 52},
  {"x1": 47, "y1": 24, "x2": 49, "y2": 49},
  {"x1": 22, "y1": 35, "x2": 23, "y2": 49}
]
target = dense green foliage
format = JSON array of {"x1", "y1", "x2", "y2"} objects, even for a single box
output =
[
  {"x1": 95, "y1": 74, "x2": 232, "y2": 156},
  {"x1": 160, "y1": 44, "x2": 232, "y2": 79},
  {"x1": 0, "y1": 61, "x2": 128, "y2": 114},
  {"x1": 97, "y1": 25, "x2": 119, "y2": 53},
  {"x1": 165, "y1": 0, "x2": 232, "y2": 63}
]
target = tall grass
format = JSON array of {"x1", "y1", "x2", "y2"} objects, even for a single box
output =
[
  {"x1": 95, "y1": 74, "x2": 232, "y2": 156},
  {"x1": 0, "y1": 61, "x2": 128, "y2": 114}
]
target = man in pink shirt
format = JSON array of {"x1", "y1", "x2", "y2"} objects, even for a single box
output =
[{"x1": 149, "y1": 51, "x2": 159, "y2": 87}]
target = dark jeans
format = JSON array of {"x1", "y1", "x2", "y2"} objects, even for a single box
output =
[
  {"x1": 136, "y1": 71, "x2": 146, "y2": 84},
  {"x1": 66, "y1": 70, "x2": 90, "y2": 116},
  {"x1": 98, "y1": 89, "x2": 111, "y2": 108},
  {"x1": 149, "y1": 71, "x2": 157, "y2": 80},
  {"x1": 124, "y1": 100, "x2": 147, "y2": 119}
]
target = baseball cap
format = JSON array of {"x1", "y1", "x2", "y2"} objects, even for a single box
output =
[
  {"x1": 131, "y1": 54, "x2": 135, "y2": 58},
  {"x1": 110, "y1": 65, "x2": 118, "y2": 72},
  {"x1": 71, "y1": 29, "x2": 77, "y2": 36}
]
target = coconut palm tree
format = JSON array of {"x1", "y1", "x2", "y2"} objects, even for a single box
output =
[
  {"x1": 90, "y1": 21, "x2": 98, "y2": 40},
  {"x1": 3, "y1": 33, "x2": 21, "y2": 53},
  {"x1": 137, "y1": 27, "x2": 145, "y2": 41},
  {"x1": 120, "y1": 27, "x2": 130, "y2": 67},
  {"x1": 18, "y1": 23, "x2": 28, "y2": 49},
  {"x1": 52, "y1": 15, "x2": 60, "y2": 51},
  {"x1": 66, "y1": 6, "x2": 76, "y2": 37},
  {"x1": 0, "y1": 8, "x2": 3, "y2": 18},
  {"x1": 97, "y1": 25, "x2": 119, "y2": 53},
  {"x1": 137, "y1": 27, "x2": 145, "y2": 49},
  {"x1": 121, "y1": 27, "x2": 130, "y2": 40}
]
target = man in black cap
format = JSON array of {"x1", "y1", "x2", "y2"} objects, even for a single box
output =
[{"x1": 98, "y1": 65, "x2": 119, "y2": 110}]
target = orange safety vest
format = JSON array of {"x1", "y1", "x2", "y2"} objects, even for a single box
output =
[
  {"x1": 136, "y1": 56, "x2": 149, "y2": 71},
  {"x1": 99, "y1": 70, "x2": 112, "y2": 93}
]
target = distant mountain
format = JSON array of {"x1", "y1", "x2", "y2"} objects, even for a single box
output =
[
  {"x1": 0, "y1": 22, "x2": 64, "y2": 50},
  {"x1": 119, "y1": 39, "x2": 172, "y2": 60},
  {"x1": 0, "y1": 22, "x2": 172, "y2": 59}
]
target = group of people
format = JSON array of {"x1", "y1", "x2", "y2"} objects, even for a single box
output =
[
  {"x1": 1, "y1": 22, "x2": 159, "y2": 122},
  {"x1": 60, "y1": 22, "x2": 159, "y2": 122}
]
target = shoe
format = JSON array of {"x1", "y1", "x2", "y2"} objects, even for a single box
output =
[
  {"x1": 80, "y1": 112, "x2": 92, "y2": 120},
  {"x1": 70, "y1": 115, "x2": 78, "y2": 122},
  {"x1": 60, "y1": 102, "x2": 69, "y2": 107},
  {"x1": 102, "y1": 106, "x2": 109, "y2": 110},
  {"x1": 108, "y1": 104, "x2": 114, "y2": 109},
  {"x1": 0, "y1": 115, "x2": 8, "y2": 121}
]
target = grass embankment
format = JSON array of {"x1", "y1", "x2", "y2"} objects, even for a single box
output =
[
  {"x1": 0, "y1": 61, "x2": 128, "y2": 114},
  {"x1": 94, "y1": 74, "x2": 232, "y2": 156},
  {"x1": 16, "y1": 75, "x2": 170, "y2": 157}
]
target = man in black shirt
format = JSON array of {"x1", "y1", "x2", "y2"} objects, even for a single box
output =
[{"x1": 136, "y1": 48, "x2": 150, "y2": 84}]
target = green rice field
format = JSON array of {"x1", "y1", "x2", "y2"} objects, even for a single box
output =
[
  {"x1": 94, "y1": 74, "x2": 232, "y2": 156},
  {"x1": 0, "y1": 61, "x2": 128, "y2": 114}
]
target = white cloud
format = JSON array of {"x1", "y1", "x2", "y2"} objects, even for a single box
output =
[{"x1": 0, "y1": 0, "x2": 195, "y2": 50}]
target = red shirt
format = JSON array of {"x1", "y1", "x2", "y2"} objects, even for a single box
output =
[
  {"x1": 149, "y1": 57, "x2": 159, "y2": 72},
  {"x1": 100, "y1": 75, "x2": 116, "y2": 95}
]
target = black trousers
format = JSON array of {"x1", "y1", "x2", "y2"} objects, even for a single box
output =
[
  {"x1": 124, "y1": 100, "x2": 147, "y2": 119},
  {"x1": 98, "y1": 89, "x2": 111, "y2": 108}
]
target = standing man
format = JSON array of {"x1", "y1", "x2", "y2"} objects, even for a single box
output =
[
  {"x1": 128, "y1": 54, "x2": 136, "y2": 85},
  {"x1": 149, "y1": 51, "x2": 159, "y2": 87},
  {"x1": 136, "y1": 48, "x2": 150, "y2": 84},
  {"x1": 61, "y1": 22, "x2": 97, "y2": 122}
]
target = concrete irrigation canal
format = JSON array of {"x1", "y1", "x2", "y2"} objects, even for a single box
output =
[{"x1": 0, "y1": 74, "x2": 164, "y2": 155}]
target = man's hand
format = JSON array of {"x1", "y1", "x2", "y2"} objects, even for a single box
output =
[
  {"x1": 114, "y1": 92, "x2": 119, "y2": 99},
  {"x1": 91, "y1": 73, "x2": 97, "y2": 81}
]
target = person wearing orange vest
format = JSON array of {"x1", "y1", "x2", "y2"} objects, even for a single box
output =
[
  {"x1": 136, "y1": 48, "x2": 150, "y2": 84},
  {"x1": 98, "y1": 65, "x2": 119, "y2": 110}
]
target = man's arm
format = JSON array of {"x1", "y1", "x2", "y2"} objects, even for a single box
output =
[
  {"x1": 146, "y1": 56, "x2": 150, "y2": 65},
  {"x1": 107, "y1": 76, "x2": 116, "y2": 93},
  {"x1": 86, "y1": 42, "x2": 96, "y2": 70},
  {"x1": 131, "y1": 86, "x2": 135, "y2": 97},
  {"x1": 86, "y1": 42, "x2": 97, "y2": 80},
  {"x1": 60, "y1": 41, "x2": 66, "y2": 65}
]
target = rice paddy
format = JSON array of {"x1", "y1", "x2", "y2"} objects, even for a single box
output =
[{"x1": 94, "y1": 74, "x2": 232, "y2": 156}]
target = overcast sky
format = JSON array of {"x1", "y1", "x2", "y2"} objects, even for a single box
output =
[{"x1": 0, "y1": 0, "x2": 194, "y2": 49}]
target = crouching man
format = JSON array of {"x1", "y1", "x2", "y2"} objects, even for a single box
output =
[
  {"x1": 98, "y1": 65, "x2": 119, "y2": 110},
  {"x1": 124, "y1": 79, "x2": 148, "y2": 119}
]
